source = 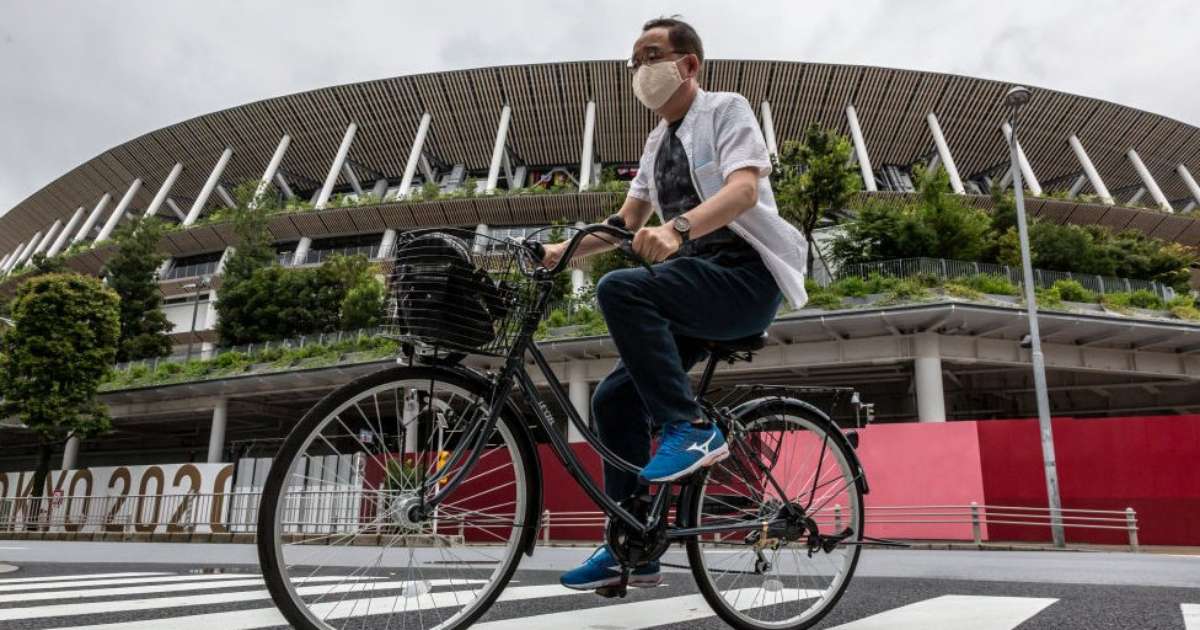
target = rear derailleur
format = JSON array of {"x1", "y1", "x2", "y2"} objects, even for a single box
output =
[{"x1": 743, "y1": 502, "x2": 855, "y2": 573}]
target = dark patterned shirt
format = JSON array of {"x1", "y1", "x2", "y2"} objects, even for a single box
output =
[{"x1": 654, "y1": 119, "x2": 752, "y2": 258}]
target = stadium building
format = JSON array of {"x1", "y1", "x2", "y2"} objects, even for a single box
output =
[{"x1": 1, "y1": 61, "x2": 1198, "y2": 545}]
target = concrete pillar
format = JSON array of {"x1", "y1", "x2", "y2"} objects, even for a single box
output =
[
  {"x1": 342, "y1": 163, "x2": 364, "y2": 196},
  {"x1": 1128, "y1": 187, "x2": 1146, "y2": 206},
  {"x1": 578, "y1": 101, "x2": 597, "y2": 191},
  {"x1": 378, "y1": 228, "x2": 398, "y2": 260},
  {"x1": 274, "y1": 172, "x2": 296, "y2": 200},
  {"x1": 397, "y1": 112, "x2": 432, "y2": 200},
  {"x1": 143, "y1": 162, "x2": 184, "y2": 219},
  {"x1": 1001, "y1": 122, "x2": 1043, "y2": 196},
  {"x1": 846, "y1": 104, "x2": 877, "y2": 192},
  {"x1": 1068, "y1": 135, "x2": 1114, "y2": 205},
  {"x1": 254, "y1": 136, "x2": 292, "y2": 208},
  {"x1": 926, "y1": 113, "x2": 965, "y2": 194},
  {"x1": 0, "y1": 253, "x2": 10, "y2": 272},
  {"x1": 164, "y1": 198, "x2": 187, "y2": 222},
  {"x1": 913, "y1": 334, "x2": 946, "y2": 423},
  {"x1": 1126, "y1": 149, "x2": 1173, "y2": 212},
  {"x1": 95, "y1": 178, "x2": 143, "y2": 243},
  {"x1": 1067, "y1": 174, "x2": 1087, "y2": 199},
  {"x1": 315, "y1": 124, "x2": 358, "y2": 210},
  {"x1": 207, "y1": 398, "x2": 228, "y2": 464},
  {"x1": 1182, "y1": 200, "x2": 1196, "y2": 213},
  {"x1": 1176, "y1": 164, "x2": 1200, "y2": 206},
  {"x1": 571, "y1": 221, "x2": 590, "y2": 294},
  {"x1": 216, "y1": 184, "x2": 237, "y2": 210},
  {"x1": 567, "y1": 361, "x2": 589, "y2": 443},
  {"x1": 74, "y1": 194, "x2": 111, "y2": 244},
  {"x1": 61, "y1": 435, "x2": 80, "y2": 471},
  {"x1": 403, "y1": 390, "x2": 420, "y2": 455},
  {"x1": 472, "y1": 223, "x2": 489, "y2": 254},
  {"x1": 184, "y1": 147, "x2": 233, "y2": 226},
  {"x1": 370, "y1": 178, "x2": 389, "y2": 200},
  {"x1": 32, "y1": 220, "x2": 63, "y2": 257},
  {"x1": 760, "y1": 100, "x2": 779, "y2": 160},
  {"x1": 291, "y1": 236, "x2": 313, "y2": 266},
  {"x1": 485, "y1": 105, "x2": 513, "y2": 193},
  {"x1": 12, "y1": 233, "x2": 42, "y2": 269},
  {"x1": 1, "y1": 244, "x2": 23, "y2": 274}
]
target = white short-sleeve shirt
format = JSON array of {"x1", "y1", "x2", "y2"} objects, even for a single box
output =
[{"x1": 627, "y1": 89, "x2": 809, "y2": 308}]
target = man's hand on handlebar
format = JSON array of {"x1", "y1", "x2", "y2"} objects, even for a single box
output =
[
  {"x1": 632, "y1": 224, "x2": 683, "y2": 263},
  {"x1": 540, "y1": 241, "x2": 568, "y2": 268}
]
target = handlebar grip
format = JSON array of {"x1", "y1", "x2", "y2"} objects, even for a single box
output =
[
  {"x1": 525, "y1": 239, "x2": 546, "y2": 263},
  {"x1": 606, "y1": 214, "x2": 626, "y2": 229}
]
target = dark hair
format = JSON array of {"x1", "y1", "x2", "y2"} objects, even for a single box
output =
[{"x1": 642, "y1": 15, "x2": 704, "y2": 63}]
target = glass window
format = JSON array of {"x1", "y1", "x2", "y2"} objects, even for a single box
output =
[
  {"x1": 163, "y1": 251, "x2": 223, "y2": 280},
  {"x1": 303, "y1": 233, "x2": 383, "y2": 265}
]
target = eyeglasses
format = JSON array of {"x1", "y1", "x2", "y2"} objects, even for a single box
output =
[{"x1": 627, "y1": 46, "x2": 681, "y2": 73}]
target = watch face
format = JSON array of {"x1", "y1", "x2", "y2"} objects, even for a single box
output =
[{"x1": 673, "y1": 216, "x2": 691, "y2": 232}]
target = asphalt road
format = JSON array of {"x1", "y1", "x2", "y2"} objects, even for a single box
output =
[{"x1": 0, "y1": 542, "x2": 1197, "y2": 629}]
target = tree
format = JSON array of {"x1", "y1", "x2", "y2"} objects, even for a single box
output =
[
  {"x1": 216, "y1": 181, "x2": 281, "y2": 344},
  {"x1": 0, "y1": 273, "x2": 120, "y2": 524},
  {"x1": 772, "y1": 124, "x2": 861, "y2": 272},
  {"x1": 103, "y1": 217, "x2": 174, "y2": 361}
]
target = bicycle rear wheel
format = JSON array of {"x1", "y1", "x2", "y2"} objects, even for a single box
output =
[
  {"x1": 257, "y1": 365, "x2": 538, "y2": 630},
  {"x1": 684, "y1": 399, "x2": 864, "y2": 630}
]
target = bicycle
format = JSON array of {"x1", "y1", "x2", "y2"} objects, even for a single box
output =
[{"x1": 256, "y1": 218, "x2": 872, "y2": 630}]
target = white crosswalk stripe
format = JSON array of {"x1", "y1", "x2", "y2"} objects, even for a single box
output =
[
  {"x1": 829, "y1": 595, "x2": 1059, "y2": 629},
  {"x1": 1182, "y1": 603, "x2": 1200, "y2": 630},
  {"x1": 0, "y1": 572, "x2": 170, "y2": 585},
  {"x1": 7, "y1": 568, "x2": 1193, "y2": 630}
]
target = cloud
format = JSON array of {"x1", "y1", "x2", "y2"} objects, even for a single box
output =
[{"x1": 1, "y1": 0, "x2": 1198, "y2": 216}]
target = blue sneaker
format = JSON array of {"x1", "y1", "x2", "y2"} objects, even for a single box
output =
[
  {"x1": 560, "y1": 546, "x2": 662, "y2": 590},
  {"x1": 639, "y1": 422, "x2": 729, "y2": 483}
]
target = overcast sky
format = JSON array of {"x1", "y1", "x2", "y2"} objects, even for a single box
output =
[{"x1": 2, "y1": 0, "x2": 1198, "y2": 216}]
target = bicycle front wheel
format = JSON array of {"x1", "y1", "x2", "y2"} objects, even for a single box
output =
[
  {"x1": 257, "y1": 365, "x2": 538, "y2": 630},
  {"x1": 684, "y1": 399, "x2": 864, "y2": 630}
]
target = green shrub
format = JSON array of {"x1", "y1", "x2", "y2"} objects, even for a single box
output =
[
  {"x1": 1100, "y1": 292, "x2": 1132, "y2": 313},
  {"x1": 1051, "y1": 279, "x2": 1095, "y2": 303},
  {"x1": 1034, "y1": 286, "x2": 1063, "y2": 309},
  {"x1": 830, "y1": 276, "x2": 869, "y2": 297},
  {"x1": 1125, "y1": 289, "x2": 1165, "y2": 310},
  {"x1": 806, "y1": 292, "x2": 845, "y2": 310},
  {"x1": 943, "y1": 282, "x2": 982, "y2": 300},
  {"x1": 1170, "y1": 304, "x2": 1200, "y2": 321},
  {"x1": 960, "y1": 273, "x2": 1020, "y2": 296},
  {"x1": 880, "y1": 278, "x2": 930, "y2": 304}
]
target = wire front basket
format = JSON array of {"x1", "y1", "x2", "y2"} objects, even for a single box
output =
[{"x1": 382, "y1": 228, "x2": 546, "y2": 358}]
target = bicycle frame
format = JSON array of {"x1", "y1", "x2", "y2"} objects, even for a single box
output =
[{"x1": 414, "y1": 265, "x2": 800, "y2": 541}]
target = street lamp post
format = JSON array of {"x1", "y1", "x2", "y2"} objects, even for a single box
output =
[
  {"x1": 1005, "y1": 86, "x2": 1066, "y2": 548},
  {"x1": 183, "y1": 274, "x2": 213, "y2": 362}
]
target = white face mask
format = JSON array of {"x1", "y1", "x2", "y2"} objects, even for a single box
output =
[{"x1": 632, "y1": 59, "x2": 684, "y2": 110}]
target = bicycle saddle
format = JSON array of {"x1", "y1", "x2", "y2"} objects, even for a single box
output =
[{"x1": 701, "y1": 332, "x2": 767, "y2": 354}]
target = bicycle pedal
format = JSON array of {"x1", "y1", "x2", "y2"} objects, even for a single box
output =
[{"x1": 594, "y1": 585, "x2": 628, "y2": 598}]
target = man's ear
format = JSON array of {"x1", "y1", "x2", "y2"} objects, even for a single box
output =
[{"x1": 682, "y1": 54, "x2": 701, "y2": 81}]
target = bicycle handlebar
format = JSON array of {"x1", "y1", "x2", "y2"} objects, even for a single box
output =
[{"x1": 521, "y1": 214, "x2": 654, "y2": 277}]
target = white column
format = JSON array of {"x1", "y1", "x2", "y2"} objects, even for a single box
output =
[
  {"x1": 1068, "y1": 135, "x2": 1114, "y2": 205},
  {"x1": 1127, "y1": 149, "x2": 1173, "y2": 212},
  {"x1": 760, "y1": 100, "x2": 780, "y2": 160},
  {"x1": 370, "y1": 178, "x2": 389, "y2": 200},
  {"x1": 578, "y1": 101, "x2": 597, "y2": 191},
  {"x1": 207, "y1": 398, "x2": 228, "y2": 464},
  {"x1": 215, "y1": 247, "x2": 234, "y2": 276},
  {"x1": 142, "y1": 162, "x2": 184, "y2": 219},
  {"x1": 378, "y1": 228, "x2": 398, "y2": 260},
  {"x1": 1128, "y1": 187, "x2": 1146, "y2": 206},
  {"x1": 274, "y1": 172, "x2": 296, "y2": 200},
  {"x1": 253, "y1": 135, "x2": 291, "y2": 208},
  {"x1": 95, "y1": 178, "x2": 143, "y2": 243},
  {"x1": 567, "y1": 361, "x2": 589, "y2": 443},
  {"x1": 485, "y1": 105, "x2": 513, "y2": 193},
  {"x1": 185, "y1": 147, "x2": 234, "y2": 226},
  {"x1": 32, "y1": 220, "x2": 62, "y2": 257},
  {"x1": 403, "y1": 390, "x2": 420, "y2": 455},
  {"x1": 397, "y1": 112, "x2": 432, "y2": 200},
  {"x1": 472, "y1": 223, "x2": 489, "y2": 254},
  {"x1": 1184, "y1": 201, "x2": 1197, "y2": 213},
  {"x1": 926, "y1": 113, "x2": 965, "y2": 194},
  {"x1": 74, "y1": 194, "x2": 112, "y2": 243},
  {"x1": 342, "y1": 163, "x2": 364, "y2": 196},
  {"x1": 165, "y1": 198, "x2": 187, "y2": 221},
  {"x1": 846, "y1": 104, "x2": 877, "y2": 191},
  {"x1": 1176, "y1": 164, "x2": 1200, "y2": 206},
  {"x1": 291, "y1": 237, "x2": 312, "y2": 266},
  {"x1": 0, "y1": 253, "x2": 10, "y2": 273},
  {"x1": 1067, "y1": 174, "x2": 1087, "y2": 199},
  {"x1": 913, "y1": 334, "x2": 946, "y2": 423},
  {"x1": 12, "y1": 233, "x2": 42, "y2": 269},
  {"x1": 1, "y1": 244, "x2": 23, "y2": 274},
  {"x1": 1000, "y1": 122, "x2": 1043, "y2": 196},
  {"x1": 61, "y1": 435, "x2": 80, "y2": 471},
  {"x1": 570, "y1": 220, "x2": 590, "y2": 294},
  {"x1": 315, "y1": 124, "x2": 358, "y2": 210},
  {"x1": 216, "y1": 184, "x2": 237, "y2": 209}
]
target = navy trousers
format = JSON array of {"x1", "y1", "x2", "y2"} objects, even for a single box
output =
[{"x1": 591, "y1": 250, "x2": 783, "y2": 501}]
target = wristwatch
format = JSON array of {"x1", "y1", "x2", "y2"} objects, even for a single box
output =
[{"x1": 672, "y1": 216, "x2": 691, "y2": 245}]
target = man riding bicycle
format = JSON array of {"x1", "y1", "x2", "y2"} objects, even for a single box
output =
[{"x1": 542, "y1": 16, "x2": 811, "y2": 591}]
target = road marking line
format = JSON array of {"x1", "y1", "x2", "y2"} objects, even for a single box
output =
[
  {"x1": 51, "y1": 583, "x2": 587, "y2": 630},
  {"x1": 0, "y1": 574, "x2": 377, "y2": 606},
  {"x1": 0, "y1": 572, "x2": 256, "y2": 595},
  {"x1": 0, "y1": 572, "x2": 170, "y2": 585},
  {"x1": 830, "y1": 595, "x2": 1058, "y2": 630},
  {"x1": 0, "y1": 578, "x2": 483, "y2": 622},
  {"x1": 1182, "y1": 604, "x2": 1200, "y2": 630}
]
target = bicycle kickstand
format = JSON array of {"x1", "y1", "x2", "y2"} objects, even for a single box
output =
[{"x1": 595, "y1": 568, "x2": 631, "y2": 599}]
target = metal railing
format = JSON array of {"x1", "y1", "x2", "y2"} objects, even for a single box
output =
[
  {"x1": 835, "y1": 257, "x2": 1174, "y2": 300},
  {"x1": 113, "y1": 326, "x2": 388, "y2": 373}
]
